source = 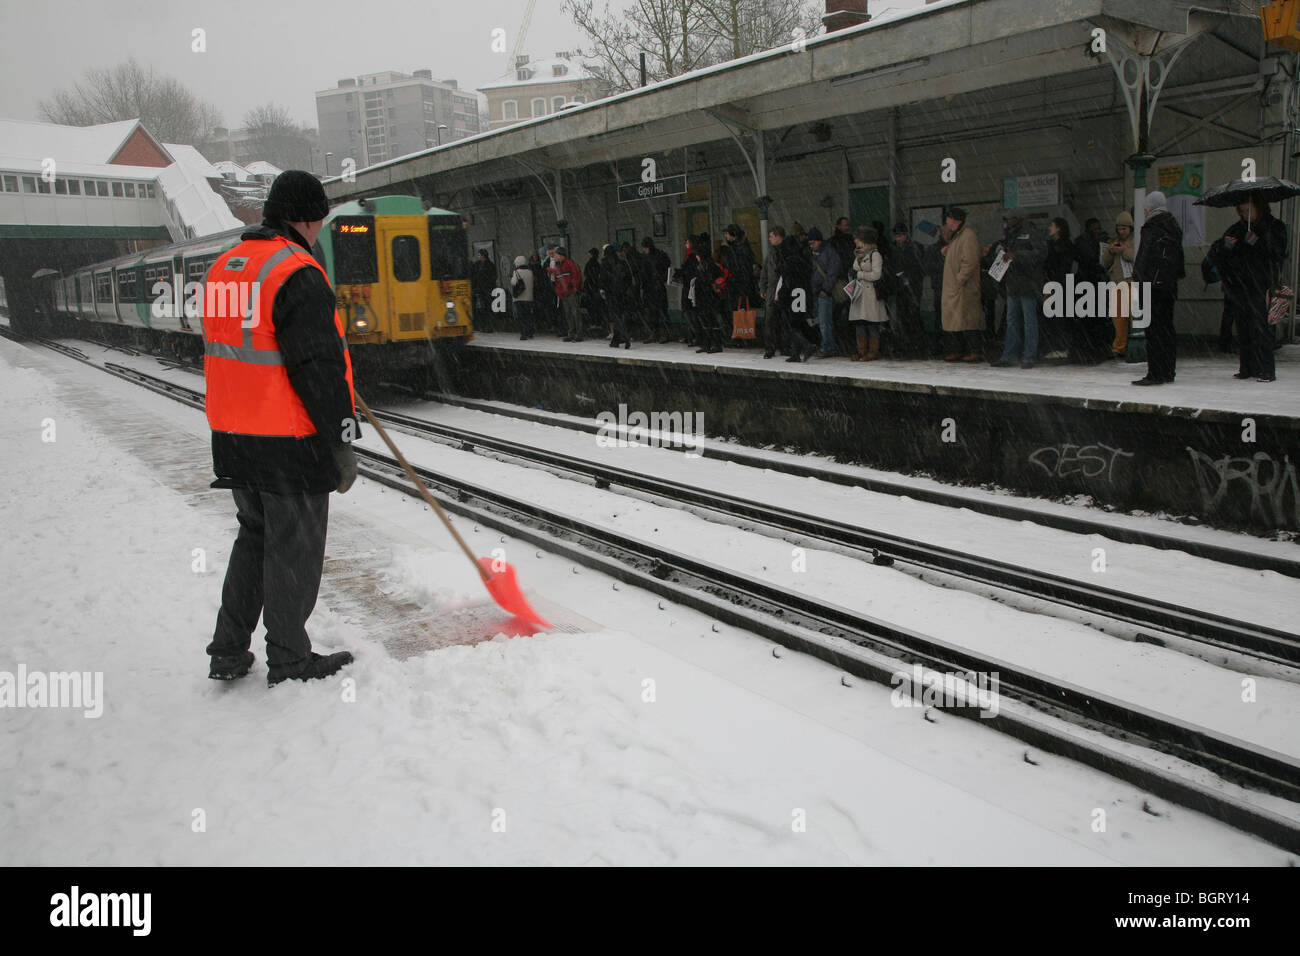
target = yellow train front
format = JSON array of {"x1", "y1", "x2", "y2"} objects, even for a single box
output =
[{"x1": 318, "y1": 195, "x2": 473, "y2": 373}]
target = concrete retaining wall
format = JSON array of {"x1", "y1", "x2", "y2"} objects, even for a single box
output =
[{"x1": 448, "y1": 346, "x2": 1300, "y2": 533}]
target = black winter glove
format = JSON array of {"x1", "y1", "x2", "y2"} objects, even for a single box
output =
[{"x1": 332, "y1": 443, "x2": 357, "y2": 494}]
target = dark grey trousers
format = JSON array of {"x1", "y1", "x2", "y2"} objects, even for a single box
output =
[{"x1": 207, "y1": 489, "x2": 329, "y2": 668}]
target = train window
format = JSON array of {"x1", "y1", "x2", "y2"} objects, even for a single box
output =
[
  {"x1": 22, "y1": 176, "x2": 36, "y2": 193},
  {"x1": 37, "y1": 178, "x2": 50, "y2": 194},
  {"x1": 2, "y1": 175, "x2": 16, "y2": 192},
  {"x1": 112, "y1": 182, "x2": 124, "y2": 197},
  {"x1": 54, "y1": 179, "x2": 67, "y2": 195},
  {"x1": 144, "y1": 183, "x2": 155, "y2": 198},
  {"x1": 95, "y1": 273, "x2": 112, "y2": 302},
  {"x1": 332, "y1": 217, "x2": 378, "y2": 284},
  {"x1": 427, "y1": 216, "x2": 469, "y2": 280},
  {"x1": 116, "y1": 270, "x2": 137, "y2": 302},
  {"x1": 124, "y1": 183, "x2": 136, "y2": 198},
  {"x1": 391, "y1": 236, "x2": 421, "y2": 282},
  {"x1": 96, "y1": 181, "x2": 109, "y2": 197},
  {"x1": 67, "y1": 179, "x2": 81, "y2": 195}
]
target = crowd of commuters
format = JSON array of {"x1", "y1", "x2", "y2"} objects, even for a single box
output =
[{"x1": 466, "y1": 195, "x2": 1287, "y2": 383}]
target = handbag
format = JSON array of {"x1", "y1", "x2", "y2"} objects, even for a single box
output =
[
  {"x1": 731, "y1": 295, "x2": 757, "y2": 339},
  {"x1": 1268, "y1": 286, "x2": 1293, "y2": 326},
  {"x1": 812, "y1": 255, "x2": 848, "y2": 304}
]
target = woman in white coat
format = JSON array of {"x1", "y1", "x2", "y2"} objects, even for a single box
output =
[{"x1": 849, "y1": 226, "x2": 889, "y2": 360}]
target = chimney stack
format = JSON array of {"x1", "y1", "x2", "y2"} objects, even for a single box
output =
[{"x1": 823, "y1": 0, "x2": 870, "y2": 32}]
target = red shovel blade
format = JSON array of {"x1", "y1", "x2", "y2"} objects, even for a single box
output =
[{"x1": 478, "y1": 556, "x2": 551, "y2": 631}]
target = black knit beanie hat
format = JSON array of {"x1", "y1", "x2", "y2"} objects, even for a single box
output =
[{"x1": 264, "y1": 170, "x2": 329, "y2": 222}]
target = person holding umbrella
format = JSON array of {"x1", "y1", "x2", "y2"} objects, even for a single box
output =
[
  {"x1": 1202, "y1": 191, "x2": 1289, "y2": 382},
  {"x1": 1228, "y1": 196, "x2": 1285, "y2": 382}
]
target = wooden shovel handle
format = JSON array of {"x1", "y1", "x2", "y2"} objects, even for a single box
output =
[{"x1": 354, "y1": 394, "x2": 490, "y2": 582}]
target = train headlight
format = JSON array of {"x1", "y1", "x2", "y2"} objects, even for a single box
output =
[
  {"x1": 351, "y1": 315, "x2": 371, "y2": 332},
  {"x1": 444, "y1": 301, "x2": 458, "y2": 324}
]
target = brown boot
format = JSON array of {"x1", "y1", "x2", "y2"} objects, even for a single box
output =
[
  {"x1": 851, "y1": 337, "x2": 868, "y2": 361},
  {"x1": 862, "y1": 338, "x2": 881, "y2": 361}
]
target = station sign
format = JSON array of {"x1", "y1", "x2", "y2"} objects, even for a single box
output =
[
  {"x1": 1003, "y1": 173, "x2": 1059, "y2": 209},
  {"x1": 617, "y1": 175, "x2": 687, "y2": 204}
]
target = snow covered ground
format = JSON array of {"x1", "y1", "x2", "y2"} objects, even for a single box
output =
[
  {"x1": 0, "y1": 337, "x2": 1293, "y2": 865},
  {"x1": 469, "y1": 333, "x2": 1300, "y2": 418}
]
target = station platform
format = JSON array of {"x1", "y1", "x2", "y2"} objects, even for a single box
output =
[{"x1": 448, "y1": 334, "x2": 1300, "y2": 533}]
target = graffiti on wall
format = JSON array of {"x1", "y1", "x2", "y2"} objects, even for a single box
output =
[
  {"x1": 1186, "y1": 448, "x2": 1299, "y2": 529},
  {"x1": 1028, "y1": 442, "x2": 1134, "y2": 482}
]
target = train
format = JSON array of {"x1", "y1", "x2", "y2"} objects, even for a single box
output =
[{"x1": 27, "y1": 194, "x2": 473, "y2": 373}]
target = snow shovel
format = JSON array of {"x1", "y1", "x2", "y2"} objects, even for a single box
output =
[{"x1": 354, "y1": 394, "x2": 551, "y2": 631}]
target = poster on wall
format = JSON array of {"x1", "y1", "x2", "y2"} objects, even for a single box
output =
[
  {"x1": 1155, "y1": 159, "x2": 1205, "y2": 246},
  {"x1": 472, "y1": 239, "x2": 496, "y2": 265},
  {"x1": 653, "y1": 212, "x2": 667, "y2": 238},
  {"x1": 910, "y1": 206, "x2": 944, "y2": 245},
  {"x1": 1003, "y1": 173, "x2": 1059, "y2": 209},
  {"x1": 539, "y1": 234, "x2": 568, "y2": 257}
]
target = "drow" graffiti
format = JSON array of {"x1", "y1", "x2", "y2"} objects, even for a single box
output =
[
  {"x1": 1028, "y1": 443, "x2": 1133, "y2": 482},
  {"x1": 1186, "y1": 448, "x2": 1299, "y2": 529}
]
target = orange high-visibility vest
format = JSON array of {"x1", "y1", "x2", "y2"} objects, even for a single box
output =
[{"x1": 203, "y1": 235, "x2": 354, "y2": 437}]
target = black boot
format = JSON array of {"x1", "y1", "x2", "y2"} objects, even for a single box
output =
[
  {"x1": 209, "y1": 650, "x2": 254, "y2": 681},
  {"x1": 268, "y1": 650, "x2": 354, "y2": 687}
]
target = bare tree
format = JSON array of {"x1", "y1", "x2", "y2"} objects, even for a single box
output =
[
  {"x1": 241, "y1": 103, "x2": 313, "y2": 171},
  {"x1": 699, "y1": 0, "x2": 823, "y2": 60},
  {"x1": 38, "y1": 57, "x2": 223, "y2": 145},
  {"x1": 563, "y1": 0, "x2": 822, "y2": 93}
]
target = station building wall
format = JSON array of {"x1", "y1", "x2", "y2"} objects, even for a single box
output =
[{"x1": 457, "y1": 56, "x2": 1291, "y2": 337}]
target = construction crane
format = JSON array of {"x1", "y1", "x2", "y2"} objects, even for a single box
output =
[{"x1": 510, "y1": 0, "x2": 538, "y2": 69}]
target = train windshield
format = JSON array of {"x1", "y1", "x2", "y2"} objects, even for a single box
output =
[
  {"x1": 331, "y1": 216, "x2": 378, "y2": 284},
  {"x1": 427, "y1": 215, "x2": 469, "y2": 280}
]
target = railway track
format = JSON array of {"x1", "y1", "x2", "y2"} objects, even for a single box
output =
[
  {"x1": 11, "y1": 336, "x2": 1300, "y2": 853},
  {"x1": 421, "y1": 391, "x2": 1300, "y2": 578},
  {"x1": 368, "y1": 405, "x2": 1300, "y2": 669}
]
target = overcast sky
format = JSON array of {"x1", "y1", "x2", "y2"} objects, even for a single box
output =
[
  {"x1": 0, "y1": 0, "x2": 929, "y2": 130},
  {"x1": 0, "y1": 0, "x2": 587, "y2": 128}
]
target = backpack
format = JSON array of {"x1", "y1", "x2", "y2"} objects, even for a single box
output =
[{"x1": 511, "y1": 272, "x2": 525, "y2": 297}]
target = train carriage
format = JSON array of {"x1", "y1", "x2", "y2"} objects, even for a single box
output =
[{"x1": 35, "y1": 194, "x2": 473, "y2": 371}]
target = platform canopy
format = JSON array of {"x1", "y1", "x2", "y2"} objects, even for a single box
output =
[{"x1": 324, "y1": 0, "x2": 1260, "y2": 206}]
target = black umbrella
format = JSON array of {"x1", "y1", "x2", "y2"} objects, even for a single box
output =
[{"x1": 1194, "y1": 177, "x2": 1300, "y2": 207}]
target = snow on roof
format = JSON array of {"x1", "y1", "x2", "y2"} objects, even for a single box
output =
[
  {"x1": 244, "y1": 160, "x2": 282, "y2": 176},
  {"x1": 479, "y1": 56, "x2": 598, "y2": 90},
  {"x1": 0, "y1": 156, "x2": 166, "y2": 178},
  {"x1": 161, "y1": 142, "x2": 223, "y2": 180},
  {"x1": 156, "y1": 158, "x2": 241, "y2": 237},
  {"x1": 0, "y1": 117, "x2": 145, "y2": 164},
  {"x1": 212, "y1": 160, "x2": 252, "y2": 182}
]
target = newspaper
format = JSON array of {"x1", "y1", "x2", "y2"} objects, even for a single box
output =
[{"x1": 987, "y1": 249, "x2": 1010, "y2": 282}]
